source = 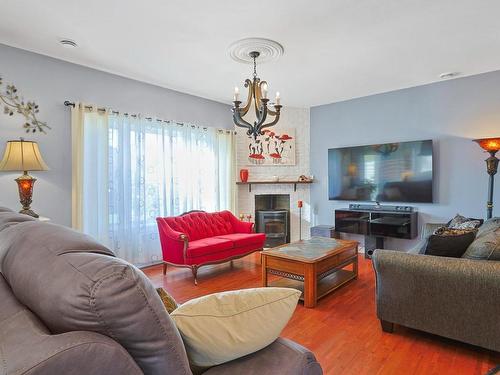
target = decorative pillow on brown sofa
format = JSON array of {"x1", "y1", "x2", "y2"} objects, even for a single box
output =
[
  {"x1": 425, "y1": 227, "x2": 477, "y2": 258},
  {"x1": 170, "y1": 287, "x2": 301, "y2": 368},
  {"x1": 446, "y1": 214, "x2": 483, "y2": 230},
  {"x1": 156, "y1": 287, "x2": 178, "y2": 314},
  {"x1": 477, "y1": 217, "x2": 500, "y2": 237},
  {"x1": 433, "y1": 227, "x2": 476, "y2": 236},
  {"x1": 462, "y1": 218, "x2": 500, "y2": 261}
]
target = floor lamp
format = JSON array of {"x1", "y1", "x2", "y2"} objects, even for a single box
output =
[{"x1": 473, "y1": 137, "x2": 500, "y2": 219}]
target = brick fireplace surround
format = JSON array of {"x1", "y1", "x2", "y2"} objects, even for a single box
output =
[{"x1": 236, "y1": 107, "x2": 311, "y2": 242}]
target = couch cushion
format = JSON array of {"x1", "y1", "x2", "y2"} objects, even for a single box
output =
[
  {"x1": 0, "y1": 273, "x2": 142, "y2": 375},
  {"x1": 1, "y1": 216, "x2": 192, "y2": 375},
  {"x1": 425, "y1": 229, "x2": 476, "y2": 258},
  {"x1": 462, "y1": 218, "x2": 500, "y2": 261},
  {"x1": 0, "y1": 272, "x2": 27, "y2": 323},
  {"x1": 170, "y1": 288, "x2": 301, "y2": 368},
  {"x1": 157, "y1": 287, "x2": 178, "y2": 314},
  {"x1": 0, "y1": 211, "x2": 37, "y2": 272},
  {"x1": 447, "y1": 214, "x2": 483, "y2": 229},
  {"x1": 462, "y1": 226, "x2": 500, "y2": 261},
  {"x1": 477, "y1": 217, "x2": 500, "y2": 237},
  {"x1": 203, "y1": 338, "x2": 322, "y2": 375},
  {"x1": 215, "y1": 233, "x2": 266, "y2": 248},
  {"x1": 187, "y1": 237, "x2": 234, "y2": 258},
  {"x1": 0, "y1": 210, "x2": 36, "y2": 232},
  {"x1": 165, "y1": 211, "x2": 234, "y2": 241},
  {"x1": 184, "y1": 245, "x2": 262, "y2": 266}
]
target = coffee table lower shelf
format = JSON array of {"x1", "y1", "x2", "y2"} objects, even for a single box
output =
[{"x1": 268, "y1": 269, "x2": 356, "y2": 302}]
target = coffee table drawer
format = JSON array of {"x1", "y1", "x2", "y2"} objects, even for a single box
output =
[
  {"x1": 266, "y1": 257, "x2": 306, "y2": 276},
  {"x1": 338, "y1": 246, "x2": 357, "y2": 263}
]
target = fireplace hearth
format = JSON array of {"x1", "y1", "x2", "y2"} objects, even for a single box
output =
[{"x1": 255, "y1": 194, "x2": 290, "y2": 247}]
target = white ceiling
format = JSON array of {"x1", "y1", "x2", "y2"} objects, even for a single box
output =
[{"x1": 1, "y1": 0, "x2": 500, "y2": 107}]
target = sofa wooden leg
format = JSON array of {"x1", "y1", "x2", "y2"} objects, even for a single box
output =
[
  {"x1": 191, "y1": 266, "x2": 199, "y2": 286},
  {"x1": 162, "y1": 262, "x2": 167, "y2": 275},
  {"x1": 380, "y1": 320, "x2": 394, "y2": 333}
]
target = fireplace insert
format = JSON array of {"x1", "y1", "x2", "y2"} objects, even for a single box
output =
[{"x1": 256, "y1": 209, "x2": 289, "y2": 247}]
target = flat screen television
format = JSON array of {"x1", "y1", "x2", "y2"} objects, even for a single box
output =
[{"x1": 328, "y1": 140, "x2": 433, "y2": 203}]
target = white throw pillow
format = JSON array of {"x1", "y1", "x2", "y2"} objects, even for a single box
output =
[{"x1": 170, "y1": 287, "x2": 301, "y2": 368}]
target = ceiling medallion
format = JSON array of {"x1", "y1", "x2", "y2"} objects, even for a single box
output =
[
  {"x1": 229, "y1": 38, "x2": 284, "y2": 64},
  {"x1": 231, "y1": 39, "x2": 283, "y2": 140}
]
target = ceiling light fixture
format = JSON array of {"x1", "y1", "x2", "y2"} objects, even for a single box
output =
[
  {"x1": 59, "y1": 39, "x2": 78, "y2": 48},
  {"x1": 439, "y1": 72, "x2": 460, "y2": 79},
  {"x1": 232, "y1": 50, "x2": 282, "y2": 140}
]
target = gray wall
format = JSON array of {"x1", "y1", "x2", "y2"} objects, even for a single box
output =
[
  {"x1": 310, "y1": 70, "x2": 500, "y2": 250},
  {"x1": 0, "y1": 44, "x2": 231, "y2": 226}
]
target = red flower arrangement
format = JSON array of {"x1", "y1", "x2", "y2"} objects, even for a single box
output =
[
  {"x1": 279, "y1": 134, "x2": 293, "y2": 141},
  {"x1": 248, "y1": 153, "x2": 265, "y2": 164}
]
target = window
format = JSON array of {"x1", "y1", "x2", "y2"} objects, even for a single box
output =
[{"x1": 74, "y1": 108, "x2": 235, "y2": 266}]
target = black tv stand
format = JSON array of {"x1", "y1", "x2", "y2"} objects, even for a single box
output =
[{"x1": 334, "y1": 205, "x2": 418, "y2": 259}]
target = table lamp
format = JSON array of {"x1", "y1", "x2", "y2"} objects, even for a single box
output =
[
  {"x1": 0, "y1": 138, "x2": 49, "y2": 218},
  {"x1": 473, "y1": 137, "x2": 500, "y2": 219}
]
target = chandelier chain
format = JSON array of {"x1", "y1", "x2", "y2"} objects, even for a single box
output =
[{"x1": 253, "y1": 55, "x2": 257, "y2": 78}]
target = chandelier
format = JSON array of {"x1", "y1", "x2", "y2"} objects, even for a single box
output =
[{"x1": 232, "y1": 51, "x2": 282, "y2": 140}]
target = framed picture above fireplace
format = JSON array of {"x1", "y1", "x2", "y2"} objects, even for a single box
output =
[{"x1": 246, "y1": 128, "x2": 296, "y2": 166}]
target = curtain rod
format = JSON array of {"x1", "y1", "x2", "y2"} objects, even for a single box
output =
[{"x1": 63, "y1": 100, "x2": 234, "y2": 133}]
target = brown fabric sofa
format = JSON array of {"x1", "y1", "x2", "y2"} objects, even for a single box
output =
[
  {"x1": 0, "y1": 207, "x2": 322, "y2": 375},
  {"x1": 372, "y1": 222, "x2": 500, "y2": 352}
]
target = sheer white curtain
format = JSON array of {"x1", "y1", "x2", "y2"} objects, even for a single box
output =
[
  {"x1": 72, "y1": 104, "x2": 235, "y2": 266},
  {"x1": 71, "y1": 104, "x2": 109, "y2": 236}
]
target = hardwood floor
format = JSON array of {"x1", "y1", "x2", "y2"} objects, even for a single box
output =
[{"x1": 143, "y1": 253, "x2": 500, "y2": 375}]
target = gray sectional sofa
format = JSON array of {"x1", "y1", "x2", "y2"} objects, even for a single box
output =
[
  {"x1": 372, "y1": 219, "x2": 500, "y2": 352},
  {"x1": 0, "y1": 207, "x2": 322, "y2": 375}
]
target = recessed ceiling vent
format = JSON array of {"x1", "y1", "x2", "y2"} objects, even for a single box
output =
[
  {"x1": 228, "y1": 38, "x2": 284, "y2": 64},
  {"x1": 59, "y1": 39, "x2": 78, "y2": 48}
]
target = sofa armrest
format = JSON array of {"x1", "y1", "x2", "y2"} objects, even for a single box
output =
[
  {"x1": 226, "y1": 212, "x2": 254, "y2": 233},
  {"x1": 203, "y1": 338, "x2": 322, "y2": 375},
  {"x1": 372, "y1": 249, "x2": 500, "y2": 351},
  {"x1": 157, "y1": 218, "x2": 189, "y2": 264},
  {"x1": 5, "y1": 330, "x2": 143, "y2": 375},
  {"x1": 157, "y1": 218, "x2": 187, "y2": 240}
]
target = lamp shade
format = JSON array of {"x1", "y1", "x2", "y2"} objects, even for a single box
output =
[
  {"x1": 473, "y1": 137, "x2": 500, "y2": 152},
  {"x1": 0, "y1": 140, "x2": 49, "y2": 172}
]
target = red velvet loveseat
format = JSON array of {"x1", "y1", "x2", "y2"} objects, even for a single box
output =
[{"x1": 156, "y1": 210, "x2": 265, "y2": 284}]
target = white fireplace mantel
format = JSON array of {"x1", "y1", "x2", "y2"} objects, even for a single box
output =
[{"x1": 236, "y1": 180, "x2": 313, "y2": 192}]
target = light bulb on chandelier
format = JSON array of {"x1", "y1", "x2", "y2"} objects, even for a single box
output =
[{"x1": 261, "y1": 82, "x2": 268, "y2": 99}]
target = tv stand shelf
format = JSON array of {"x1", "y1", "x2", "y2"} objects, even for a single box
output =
[
  {"x1": 369, "y1": 217, "x2": 412, "y2": 226},
  {"x1": 236, "y1": 180, "x2": 313, "y2": 192},
  {"x1": 335, "y1": 207, "x2": 418, "y2": 259}
]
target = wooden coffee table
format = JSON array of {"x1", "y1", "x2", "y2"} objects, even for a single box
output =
[{"x1": 261, "y1": 237, "x2": 358, "y2": 308}]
